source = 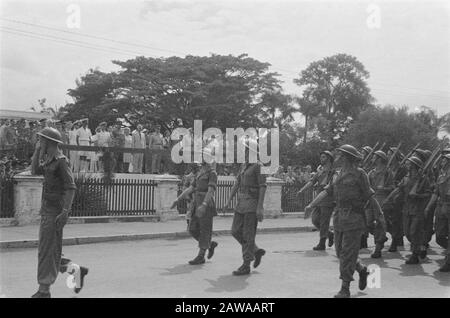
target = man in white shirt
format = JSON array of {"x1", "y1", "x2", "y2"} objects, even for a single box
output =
[
  {"x1": 76, "y1": 118, "x2": 92, "y2": 172},
  {"x1": 132, "y1": 124, "x2": 145, "y2": 173}
]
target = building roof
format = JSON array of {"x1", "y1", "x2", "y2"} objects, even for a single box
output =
[{"x1": 0, "y1": 109, "x2": 53, "y2": 120}]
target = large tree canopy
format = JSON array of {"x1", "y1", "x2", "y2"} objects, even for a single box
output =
[
  {"x1": 294, "y1": 53, "x2": 374, "y2": 146},
  {"x1": 62, "y1": 54, "x2": 294, "y2": 131},
  {"x1": 343, "y1": 105, "x2": 443, "y2": 151}
]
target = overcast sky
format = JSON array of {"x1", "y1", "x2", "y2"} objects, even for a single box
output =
[{"x1": 1, "y1": 0, "x2": 449, "y2": 121}]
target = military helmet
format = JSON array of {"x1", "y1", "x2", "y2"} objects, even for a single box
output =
[
  {"x1": 362, "y1": 146, "x2": 373, "y2": 154},
  {"x1": 320, "y1": 150, "x2": 334, "y2": 162},
  {"x1": 406, "y1": 156, "x2": 423, "y2": 170},
  {"x1": 37, "y1": 127, "x2": 63, "y2": 144},
  {"x1": 442, "y1": 147, "x2": 450, "y2": 155},
  {"x1": 389, "y1": 147, "x2": 405, "y2": 161},
  {"x1": 337, "y1": 144, "x2": 363, "y2": 160},
  {"x1": 413, "y1": 149, "x2": 428, "y2": 162},
  {"x1": 373, "y1": 150, "x2": 388, "y2": 162},
  {"x1": 443, "y1": 153, "x2": 450, "y2": 160}
]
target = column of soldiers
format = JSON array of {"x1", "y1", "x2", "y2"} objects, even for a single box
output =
[{"x1": 305, "y1": 141, "x2": 450, "y2": 297}]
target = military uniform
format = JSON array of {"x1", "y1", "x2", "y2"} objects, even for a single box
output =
[
  {"x1": 31, "y1": 127, "x2": 88, "y2": 298},
  {"x1": 367, "y1": 166, "x2": 390, "y2": 252},
  {"x1": 232, "y1": 163, "x2": 267, "y2": 265},
  {"x1": 397, "y1": 172, "x2": 431, "y2": 259},
  {"x1": 310, "y1": 164, "x2": 335, "y2": 244},
  {"x1": 434, "y1": 165, "x2": 450, "y2": 261},
  {"x1": 325, "y1": 167, "x2": 374, "y2": 283},
  {"x1": 384, "y1": 161, "x2": 407, "y2": 248},
  {"x1": 34, "y1": 152, "x2": 77, "y2": 289},
  {"x1": 189, "y1": 165, "x2": 218, "y2": 251}
]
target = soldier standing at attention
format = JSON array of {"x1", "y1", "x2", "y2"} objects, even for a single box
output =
[
  {"x1": 31, "y1": 127, "x2": 88, "y2": 298},
  {"x1": 366, "y1": 150, "x2": 390, "y2": 258},
  {"x1": 305, "y1": 145, "x2": 378, "y2": 298},
  {"x1": 171, "y1": 150, "x2": 219, "y2": 265},
  {"x1": 224, "y1": 139, "x2": 267, "y2": 276},
  {"x1": 386, "y1": 156, "x2": 431, "y2": 264},
  {"x1": 424, "y1": 152, "x2": 450, "y2": 272},
  {"x1": 297, "y1": 150, "x2": 335, "y2": 250}
]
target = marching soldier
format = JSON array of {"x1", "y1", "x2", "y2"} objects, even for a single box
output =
[
  {"x1": 366, "y1": 150, "x2": 389, "y2": 258},
  {"x1": 387, "y1": 156, "x2": 431, "y2": 264},
  {"x1": 359, "y1": 145, "x2": 374, "y2": 248},
  {"x1": 297, "y1": 150, "x2": 335, "y2": 250},
  {"x1": 224, "y1": 139, "x2": 267, "y2": 276},
  {"x1": 384, "y1": 146, "x2": 407, "y2": 251},
  {"x1": 305, "y1": 144, "x2": 378, "y2": 298},
  {"x1": 171, "y1": 149, "x2": 219, "y2": 265},
  {"x1": 424, "y1": 152, "x2": 450, "y2": 272},
  {"x1": 31, "y1": 127, "x2": 88, "y2": 298}
]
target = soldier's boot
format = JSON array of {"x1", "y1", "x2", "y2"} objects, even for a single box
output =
[
  {"x1": 207, "y1": 241, "x2": 218, "y2": 260},
  {"x1": 31, "y1": 291, "x2": 51, "y2": 298},
  {"x1": 358, "y1": 266, "x2": 369, "y2": 290},
  {"x1": 405, "y1": 253, "x2": 420, "y2": 265},
  {"x1": 334, "y1": 281, "x2": 351, "y2": 298},
  {"x1": 189, "y1": 249, "x2": 206, "y2": 265},
  {"x1": 371, "y1": 244, "x2": 383, "y2": 258},
  {"x1": 253, "y1": 249, "x2": 266, "y2": 268},
  {"x1": 371, "y1": 237, "x2": 388, "y2": 258},
  {"x1": 233, "y1": 262, "x2": 251, "y2": 276},
  {"x1": 313, "y1": 238, "x2": 327, "y2": 251},
  {"x1": 360, "y1": 235, "x2": 368, "y2": 249},
  {"x1": 388, "y1": 237, "x2": 397, "y2": 252},
  {"x1": 439, "y1": 262, "x2": 450, "y2": 272},
  {"x1": 328, "y1": 231, "x2": 334, "y2": 247},
  {"x1": 32, "y1": 284, "x2": 51, "y2": 298},
  {"x1": 419, "y1": 249, "x2": 427, "y2": 259},
  {"x1": 74, "y1": 266, "x2": 89, "y2": 294}
]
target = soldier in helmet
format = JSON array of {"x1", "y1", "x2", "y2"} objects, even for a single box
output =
[
  {"x1": 297, "y1": 150, "x2": 335, "y2": 250},
  {"x1": 386, "y1": 156, "x2": 431, "y2": 264},
  {"x1": 424, "y1": 152, "x2": 450, "y2": 272},
  {"x1": 361, "y1": 146, "x2": 373, "y2": 163},
  {"x1": 224, "y1": 138, "x2": 267, "y2": 276},
  {"x1": 384, "y1": 147, "x2": 407, "y2": 251},
  {"x1": 366, "y1": 150, "x2": 390, "y2": 258},
  {"x1": 30, "y1": 127, "x2": 89, "y2": 298},
  {"x1": 305, "y1": 144, "x2": 380, "y2": 298},
  {"x1": 359, "y1": 145, "x2": 374, "y2": 248},
  {"x1": 171, "y1": 148, "x2": 219, "y2": 265}
]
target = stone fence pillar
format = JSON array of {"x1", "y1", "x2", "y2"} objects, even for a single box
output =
[
  {"x1": 153, "y1": 175, "x2": 180, "y2": 221},
  {"x1": 13, "y1": 171, "x2": 43, "y2": 225},
  {"x1": 264, "y1": 177, "x2": 284, "y2": 217}
]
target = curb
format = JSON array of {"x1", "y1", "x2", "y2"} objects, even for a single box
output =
[{"x1": 0, "y1": 226, "x2": 315, "y2": 250}]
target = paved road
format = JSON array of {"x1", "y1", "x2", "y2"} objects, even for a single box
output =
[{"x1": 1, "y1": 231, "x2": 449, "y2": 298}]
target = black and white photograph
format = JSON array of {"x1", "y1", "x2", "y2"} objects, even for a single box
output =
[{"x1": 0, "y1": 0, "x2": 449, "y2": 301}]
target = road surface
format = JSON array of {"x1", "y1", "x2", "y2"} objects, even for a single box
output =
[{"x1": 1, "y1": 231, "x2": 449, "y2": 298}]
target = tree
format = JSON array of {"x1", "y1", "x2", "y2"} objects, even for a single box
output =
[
  {"x1": 31, "y1": 98, "x2": 64, "y2": 119},
  {"x1": 343, "y1": 105, "x2": 441, "y2": 152},
  {"x1": 294, "y1": 94, "x2": 323, "y2": 144},
  {"x1": 258, "y1": 90, "x2": 297, "y2": 127},
  {"x1": 63, "y1": 54, "x2": 289, "y2": 131},
  {"x1": 293, "y1": 54, "x2": 374, "y2": 146}
]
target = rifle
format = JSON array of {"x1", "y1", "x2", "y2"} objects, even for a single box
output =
[
  {"x1": 409, "y1": 141, "x2": 445, "y2": 196},
  {"x1": 363, "y1": 142, "x2": 386, "y2": 171},
  {"x1": 386, "y1": 142, "x2": 402, "y2": 171},
  {"x1": 399, "y1": 142, "x2": 421, "y2": 166},
  {"x1": 362, "y1": 141, "x2": 379, "y2": 168}
]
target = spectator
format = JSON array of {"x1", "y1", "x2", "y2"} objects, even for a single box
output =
[
  {"x1": 123, "y1": 127, "x2": 133, "y2": 173},
  {"x1": 147, "y1": 125, "x2": 163, "y2": 174},
  {"x1": 132, "y1": 124, "x2": 145, "y2": 173},
  {"x1": 76, "y1": 118, "x2": 92, "y2": 172}
]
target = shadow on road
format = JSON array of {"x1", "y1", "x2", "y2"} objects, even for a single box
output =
[
  {"x1": 160, "y1": 263, "x2": 206, "y2": 276},
  {"x1": 204, "y1": 274, "x2": 250, "y2": 293}
]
